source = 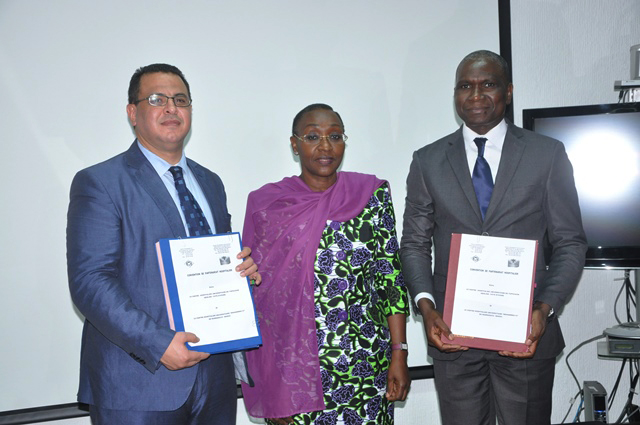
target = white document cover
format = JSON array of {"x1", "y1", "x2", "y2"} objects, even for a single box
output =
[
  {"x1": 441, "y1": 233, "x2": 538, "y2": 352},
  {"x1": 155, "y1": 233, "x2": 262, "y2": 353}
]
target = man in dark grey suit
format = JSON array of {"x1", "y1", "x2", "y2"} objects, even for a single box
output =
[
  {"x1": 67, "y1": 63, "x2": 260, "y2": 424},
  {"x1": 400, "y1": 50, "x2": 587, "y2": 424}
]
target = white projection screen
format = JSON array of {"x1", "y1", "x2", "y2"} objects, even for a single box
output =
[{"x1": 0, "y1": 0, "x2": 499, "y2": 412}]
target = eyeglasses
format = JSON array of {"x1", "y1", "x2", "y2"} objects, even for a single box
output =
[
  {"x1": 133, "y1": 93, "x2": 192, "y2": 107},
  {"x1": 292, "y1": 132, "x2": 348, "y2": 144}
]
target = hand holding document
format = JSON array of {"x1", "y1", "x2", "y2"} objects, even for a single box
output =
[
  {"x1": 156, "y1": 233, "x2": 262, "y2": 353},
  {"x1": 441, "y1": 233, "x2": 538, "y2": 352}
]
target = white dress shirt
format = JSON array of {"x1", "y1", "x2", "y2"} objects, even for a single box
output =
[{"x1": 414, "y1": 119, "x2": 508, "y2": 308}]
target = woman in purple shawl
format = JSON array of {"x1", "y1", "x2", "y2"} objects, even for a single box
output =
[{"x1": 241, "y1": 104, "x2": 410, "y2": 425}]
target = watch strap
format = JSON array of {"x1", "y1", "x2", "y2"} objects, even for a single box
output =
[{"x1": 391, "y1": 342, "x2": 408, "y2": 351}]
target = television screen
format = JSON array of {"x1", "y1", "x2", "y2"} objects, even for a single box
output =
[{"x1": 523, "y1": 103, "x2": 640, "y2": 269}]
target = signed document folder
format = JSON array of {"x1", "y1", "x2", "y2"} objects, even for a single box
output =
[
  {"x1": 155, "y1": 232, "x2": 262, "y2": 354},
  {"x1": 441, "y1": 233, "x2": 538, "y2": 352}
]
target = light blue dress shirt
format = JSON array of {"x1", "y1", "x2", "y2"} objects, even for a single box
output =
[{"x1": 137, "y1": 141, "x2": 217, "y2": 235}]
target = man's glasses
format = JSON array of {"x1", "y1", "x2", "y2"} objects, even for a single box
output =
[
  {"x1": 134, "y1": 93, "x2": 192, "y2": 107},
  {"x1": 292, "y1": 133, "x2": 348, "y2": 144}
]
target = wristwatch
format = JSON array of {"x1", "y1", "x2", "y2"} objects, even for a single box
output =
[{"x1": 391, "y1": 342, "x2": 408, "y2": 351}]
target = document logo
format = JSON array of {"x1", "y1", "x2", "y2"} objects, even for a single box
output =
[
  {"x1": 185, "y1": 260, "x2": 193, "y2": 267},
  {"x1": 507, "y1": 259, "x2": 520, "y2": 268},
  {"x1": 219, "y1": 256, "x2": 231, "y2": 265},
  {"x1": 472, "y1": 256, "x2": 480, "y2": 262}
]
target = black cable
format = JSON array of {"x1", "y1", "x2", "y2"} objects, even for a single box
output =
[
  {"x1": 615, "y1": 277, "x2": 627, "y2": 325},
  {"x1": 566, "y1": 271, "x2": 638, "y2": 421},
  {"x1": 625, "y1": 270, "x2": 634, "y2": 323},
  {"x1": 608, "y1": 358, "x2": 627, "y2": 411},
  {"x1": 626, "y1": 270, "x2": 636, "y2": 323},
  {"x1": 625, "y1": 360, "x2": 640, "y2": 422},
  {"x1": 626, "y1": 404, "x2": 640, "y2": 422},
  {"x1": 565, "y1": 334, "x2": 606, "y2": 393},
  {"x1": 559, "y1": 389, "x2": 582, "y2": 423},
  {"x1": 613, "y1": 367, "x2": 639, "y2": 423}
]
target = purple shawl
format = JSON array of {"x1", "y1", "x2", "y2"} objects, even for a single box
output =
[{"x1": 241, "y1": 171, "x2": 384, "y2": 418}]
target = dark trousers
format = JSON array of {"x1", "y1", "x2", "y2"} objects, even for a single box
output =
[
  {"x1": 433, "y1": 349, "x2": 555, "y2": 425},
  {"x1": 90, "y1": 353, "x2": 236, "y2": 425}
]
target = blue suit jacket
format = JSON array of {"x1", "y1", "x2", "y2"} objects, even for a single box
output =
[{"x1": 67, "y1": 142, "x2": 245, "y2": 410}]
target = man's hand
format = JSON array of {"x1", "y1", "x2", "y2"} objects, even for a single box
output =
[
  {"x1": 418, "y1": 298, "x2": 468, "y2": 353},
  {"x1": 236, "y1": 246, "x2": 261, "y2": 285},
  {"x1": 499, "y1": 301, "x2": 550, "y2": 358},
  {"x1": 160, "y1": 332, "x2": 210, "y2": 370}
]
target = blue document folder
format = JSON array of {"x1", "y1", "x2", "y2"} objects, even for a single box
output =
[{"x1": 155, "y1": 233, "x2": 262, "y2": 354}]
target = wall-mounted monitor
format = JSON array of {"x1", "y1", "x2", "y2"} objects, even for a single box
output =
[{"x1": 523, "y1": 103, "x2": 640, "y2": 269}]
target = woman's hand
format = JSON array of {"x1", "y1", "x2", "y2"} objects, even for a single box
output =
[
  {"x1": 385, "y1": 350, "x2": 410, "y2": 401},
  {"x1": 386, "y1": 313, "x2": 411, "y2": 401},
  {"x1": 236, "y1": 246, "x2": 262, "y2": 285}
]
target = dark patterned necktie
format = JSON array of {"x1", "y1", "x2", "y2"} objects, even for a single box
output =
[
  {"x1": 168, "y1": 166, "x2": 213, "y2": 236},
  {"x1": 472, "y1": 137, "x2": 494, "y2": 220}
]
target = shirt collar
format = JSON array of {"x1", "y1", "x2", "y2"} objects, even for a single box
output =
[
  {"x1": 136, "y1": 140, "x2": 188, "y2": 176},
  {"x1": 462, "y1": 119, "x2": 508, "y2": 151}
]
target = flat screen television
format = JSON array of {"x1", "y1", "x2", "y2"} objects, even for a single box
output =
[{"x1": 523, "y1": 103, "x2": 640, "y2": 269}]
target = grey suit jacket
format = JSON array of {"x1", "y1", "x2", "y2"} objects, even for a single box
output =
[
  {"x1": 400, "y1": 123, "x2": 587, "y2": 360},
  {"x1": 67, "y1": 142, "x2": 249, "y2": 410}
]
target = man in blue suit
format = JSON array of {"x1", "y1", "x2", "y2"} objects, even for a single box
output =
[{"x1": 67, "y1": 63, "x2": 260, "y2": 424}]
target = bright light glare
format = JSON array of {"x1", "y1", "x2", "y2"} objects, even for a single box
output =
[{"x1": 568, "y1": 130, "x2": 639, "y2": 200}]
